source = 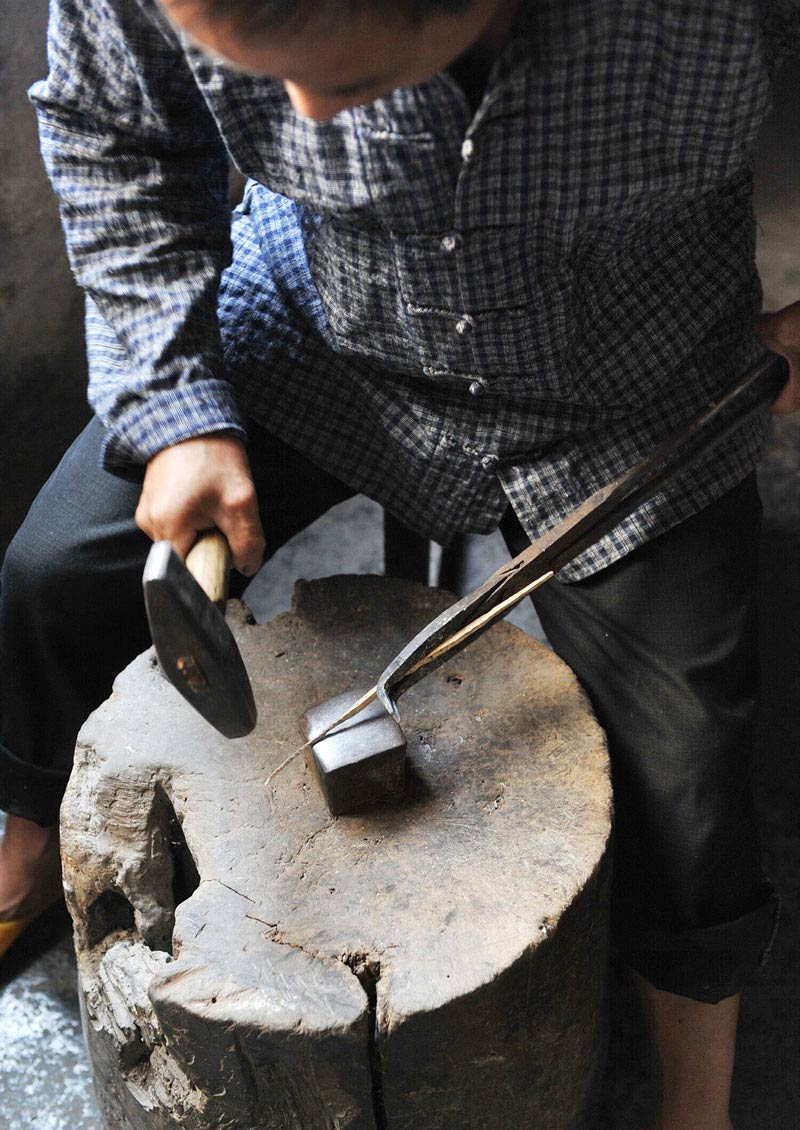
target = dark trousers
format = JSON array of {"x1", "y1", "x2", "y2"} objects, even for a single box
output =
[
  {"x1": 0, "y1": 419, "x2": 778, "y2": 1001},
  {"x1": 504, "y1": 487, "x2": 778, "y2": 1001}
]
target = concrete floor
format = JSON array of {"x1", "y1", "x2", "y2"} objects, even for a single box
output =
[{"x1": 2, "y1": 62, "x2": 799, "y2": 1130}]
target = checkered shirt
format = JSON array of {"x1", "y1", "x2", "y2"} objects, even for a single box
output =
[{"x1": 30, "y1": 0, "x2": 800, "y2": 579}]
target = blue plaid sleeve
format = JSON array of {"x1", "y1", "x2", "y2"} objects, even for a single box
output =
[{"x1": 28, "y1": 0, "x2": 245, "y2": 474}]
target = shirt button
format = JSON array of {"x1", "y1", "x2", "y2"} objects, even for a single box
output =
[
  {"x1": 440, "y1": 233, "x2": 461, "y2": 253},
  {"x1": 469, "y1": 379, "x2": 486, "y2": 396},
  {"x1": 455, "y1": 314, "x2": 475, "y2": 336},
  {"x1": 461, "y1": 138, "x2": 475, "y2": 161},
  {"x1": 481, "y1": 455, "x2": 499, "y2": 471}
]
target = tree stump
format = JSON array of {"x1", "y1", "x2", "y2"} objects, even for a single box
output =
[{"x1": 63, "y1": 575, "x2": 612, "y2": 1130}]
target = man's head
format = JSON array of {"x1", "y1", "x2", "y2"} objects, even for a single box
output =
[{"x1": 159, "y1": 0, "x2": 511, "y2": 120}]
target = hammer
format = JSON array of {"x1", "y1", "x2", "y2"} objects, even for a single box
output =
[
  {"x1": 302, "y1": 350, "x2": 790, "y2": 815},
  {"x1": 143, "y1": 530, "x2": 257, "y2": 738}
]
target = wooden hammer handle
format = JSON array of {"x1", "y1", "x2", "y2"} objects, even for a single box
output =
[{"x1": 185, "y1": 530, "x2": 231, "y2": 609}]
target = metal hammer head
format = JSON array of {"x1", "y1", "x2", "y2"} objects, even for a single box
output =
[
  {"x1": 303, "y1": 688, "x2": 407, "y2": 816},
  {"x1": 143, "y1": 541, "x2": 257, "y2": 739}
]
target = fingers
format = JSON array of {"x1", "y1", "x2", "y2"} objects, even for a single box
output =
[
  {"x1": 212, "y1": 485, "x2": 267, "y2": 577},
  {"x1": 755, "y1": 301, "x2": 800, "y2": 415},
  {"x1": 166, "y1": 524, "x2": 199, "y2": 563}
]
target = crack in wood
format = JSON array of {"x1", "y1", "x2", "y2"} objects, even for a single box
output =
[
  {"x1": 262, "y1": 928, "x2": 326, "y2": 965},
  {"x1": 244, "y1": 912, "x2": 279, "y2": 929},
  {"x1": 343, "y1": 955, "x2": 387, "y2": 1130},
  {"x1": 283, "y1": 821, "x2": 337, "y2": 867},
  {"x1": 261, "y1": 933, "x2": 389, "y2": 1130},
  {"x1": 204, "y1": 878, "x2": 255, "y2": 903}
]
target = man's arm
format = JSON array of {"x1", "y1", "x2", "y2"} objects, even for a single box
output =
[{"x1": 29, "y1": 0, "x2": 264, "y2": 570}]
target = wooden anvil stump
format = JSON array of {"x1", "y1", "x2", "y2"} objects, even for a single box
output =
[{"x1": 63, "y1": 575, "x2": 612, "y2": 1130}]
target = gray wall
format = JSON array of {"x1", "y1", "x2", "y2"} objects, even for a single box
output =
[{"x1": 1, "y1": 0, "x2": 88, "y2": 554}]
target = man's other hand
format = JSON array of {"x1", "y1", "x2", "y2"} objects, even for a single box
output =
[
  {"x1": 136, "y1": 435, "x2": 266, "y2": 576},
  {"x1": 756, "y1": 300, "x2": 800, "y2": 415}
]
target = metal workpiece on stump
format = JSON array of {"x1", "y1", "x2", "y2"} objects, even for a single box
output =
[
  {"x1": 304, "y1": 689, "x2": 408, "y2": 816},
  {"x1": 64, "y1": 576, "x2": 612, "y2": 1130}
]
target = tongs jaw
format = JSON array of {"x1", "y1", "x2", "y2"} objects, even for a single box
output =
[
  {"x1": 375, "y1": 479, "x2": 618, "y2": 713},
  {"x1": 377, "y1": 350, "x2": 789, "y2": 716},
  {"x1": 376, "y1": 571, "x2": 512, "y2": 716}
]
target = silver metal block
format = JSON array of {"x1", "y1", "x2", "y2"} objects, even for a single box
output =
[{"x1": 303, "y1": 688, "x2": 407, "y2": 815}]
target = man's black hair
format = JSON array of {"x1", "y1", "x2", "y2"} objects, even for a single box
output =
[{"x1": 198, "y1": 0, "x2": 475, "y2": 35}]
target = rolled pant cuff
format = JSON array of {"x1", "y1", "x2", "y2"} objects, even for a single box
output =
[
  {"x1": 613, "y1": 887, "x2": 781, "y2": 1003},
  {"x1": 0, "y1": 738, "x2": 70, "y2": 827}
]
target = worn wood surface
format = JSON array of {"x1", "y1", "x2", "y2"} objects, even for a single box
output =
[{"x1": 63, "y1": 575, "x2": 612, "y2": 1130}]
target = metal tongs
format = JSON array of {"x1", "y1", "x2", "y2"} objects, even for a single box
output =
[{"x1": 315, "y1": 350, "x2": 789, "y2": 739}]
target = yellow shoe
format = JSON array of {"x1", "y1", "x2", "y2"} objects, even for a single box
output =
[
  {"x1": 0, "y1": 912, "x2": 40, "y2": 959},
  {"x1": 0, "y1": 892, "x2": 65, "y2": 962}
]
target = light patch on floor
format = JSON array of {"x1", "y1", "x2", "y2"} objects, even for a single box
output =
[{"x1": 0, "y1": 917, "x2": 101, "y2": 1129}]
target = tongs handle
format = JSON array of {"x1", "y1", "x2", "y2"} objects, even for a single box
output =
[{"x1": 377, "y1": 349, "x2": 789, "y2": 713}]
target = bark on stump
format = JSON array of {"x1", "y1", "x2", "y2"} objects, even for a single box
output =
[{"x1": 63, "y1": 575, "x2": 612, "y2": 1130}]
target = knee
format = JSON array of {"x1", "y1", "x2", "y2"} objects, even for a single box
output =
[{"x1": 1, "y1": 512, "x2": 78, "y2": 613}]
